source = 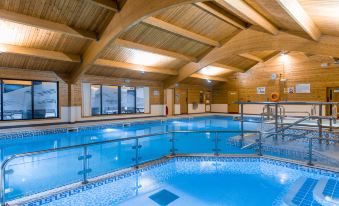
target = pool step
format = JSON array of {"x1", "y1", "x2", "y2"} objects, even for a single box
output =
[
  {"x1": 314, "y1": 178, "x2": 339, "y2": 206},
  {"x1": 284, "y1": 177, "x2": 339, "y2": 206}
]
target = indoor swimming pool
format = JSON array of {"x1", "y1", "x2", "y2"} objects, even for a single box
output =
[
  {"x1": 1, "y1": 116, "x2": 258, "y2": 201},
  {"x1": 1, "y1": 115, "x2": 338, "y2": 206},
  {"x1": 22, "y1": 157, "x2": 339, "y2": 206}
]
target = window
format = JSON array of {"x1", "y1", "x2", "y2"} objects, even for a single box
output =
[
  {"x1": 3, "y1": 80, "x2": 32, "y2": 120},
  {"x1": 102, "y1": 85, "x2": 118, "y2": 115},
  {"x1": 33, "y1": 81, "x2": 58, "y2": 118},
  {"x1": 91, "y1": 85, "x2": 101, "y2": 116},
  {"x1": 85, "y1": 84, "x2": 149, "y2": 116},
  {"x1": 0, "y1": 79, "x2": 58, "y2": 120},
  {"x1": 121, "y1": 86, "x2": 136, "y2": 114},
  {"x1": 136, "y1": 87, "x2": 145, "y2": 113}
]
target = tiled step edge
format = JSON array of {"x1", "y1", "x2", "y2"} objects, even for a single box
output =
[{"x1": 314, "y1": 178, "x2": 339, "y2": 206}]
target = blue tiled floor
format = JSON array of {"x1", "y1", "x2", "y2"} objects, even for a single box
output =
[
  {"x1": 149, "y1": 189, "x2": 179, "y2": 206},
  {"x1": 292, "y1": 178, "x2": 322, "y2": 206},
  {"x1": 323, "y1": 179, "x2": 339, "y2": 200}
]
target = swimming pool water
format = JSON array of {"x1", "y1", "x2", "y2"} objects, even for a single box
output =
[
  {"x1": 1, "y1": 116, "x2": 259, "y2": 201},
  {"x1": 22, "y1": 157, "x2": 338, "y2": 206}
]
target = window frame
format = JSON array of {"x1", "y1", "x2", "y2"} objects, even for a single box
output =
[
  {"x1": 0, "y1": 79, "x2": 59, "y2": 121},
  {"x1": 88, "y1": 84, "x2": 148, "y2": 116}
]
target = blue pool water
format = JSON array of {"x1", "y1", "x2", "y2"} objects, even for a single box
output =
[
  {"x1": 23, "y1": 157, "x2": 338, "y2": 206},
  {"x1": 1, "y1": 116, "x2": 259, "y2": 201}
]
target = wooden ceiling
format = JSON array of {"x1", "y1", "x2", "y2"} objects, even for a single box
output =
[{"x1": 0, "y1": 0, "x2": 338, "y2": 87}]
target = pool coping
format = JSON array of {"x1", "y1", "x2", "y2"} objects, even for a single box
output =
[{"x1": 8, "y1": 154, "x2": 339, "y2": 206}]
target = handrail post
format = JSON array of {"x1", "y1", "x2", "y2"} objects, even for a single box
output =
[
  {"x1": 307, "y1": 138, "x2": 314, "y2": 166},
  {"x1": 258, "y1": 132, "x2": 263, "y2": 156},
  {"x1": 318, "y1": 104, "x2": 323, "y2": 144},
  {"x1": 81, "y1": 146, "x2": 89, "y2": 184},
  {"x1": 0, "y1": 165, "x2": 6, "y2": 206},
  {"x1": 214, "y1": 132, "x2": 220, "y2": 156},
  {"x1": 134, "y1": 138, "x2": 140, "y2": 168},
  {"x1": 274, "y1": 103, "x2": 278, "y2": 141},
  {"x1": 240, "y1": 103, "x2": 244, "y2": 147},
  {"x1": 170, "y1": 132, "x2": 176, "y2": 156}
]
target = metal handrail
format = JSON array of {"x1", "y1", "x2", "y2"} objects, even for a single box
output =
[{"x1": 0, "y1": 129, "x2": 258, "y2": 205}]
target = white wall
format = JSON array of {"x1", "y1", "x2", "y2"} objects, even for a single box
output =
[
  {"x1": 188, "y1": 104, "x2": 205, "y2": 114},
  {"x1": 211, "y1": 104, "x2": 228, "y2": 113},
  {"x1": 174, "y1": 104, "x2": 181, "y2": 115}
]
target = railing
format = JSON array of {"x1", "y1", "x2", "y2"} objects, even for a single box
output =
[
  {"x1": 0, "y1": 130, "x2": 258, "y2": 205},
  {"x1": 0, "y1": 112, "x2": 338, "y2": 205}
]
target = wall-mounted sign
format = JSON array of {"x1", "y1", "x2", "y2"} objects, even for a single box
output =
[
  {"x1": 288, "y1": 87, "x2": 295, "y2": 94},
  {"x1": 256, "y1": 87, "x2": 266, "y2": 94},
  {"x1": 153, "y1": 89, "x2": 159, "y2": 96},
  {"x1": 296, "y1": 84, "x2": 311, "y2": 93}
]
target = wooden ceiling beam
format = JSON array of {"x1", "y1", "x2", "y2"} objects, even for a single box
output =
[
  {"x1": 276, "y1": 0, "x2": 321, "y2": 41},
  {"x1": 215, "y1": 0, "x2": 279, "y2": 35},
  {"x1": 211, "y1": 63, "x2": 245, "y2": 72},
  {"x1": 143, "y1": 17, "x2": 220, "y2": 47},
  {"x1": 0, "y1": 9, "x2": 97, "y2": 41},
  {"x1": 87, "y1": 0, "x2": 119, "y2": 12},
  {"x1": 0, "y1": 43, "x2": 81, "y2": 62},
  {"x1": 114, "y1": 38, "x2": 197, "y2": 62},
  {"x1": 190, "y1": 73, "x2": 228, "y2": 82},
  {"x1": 94, "y1": 59, "x2": 178, "y2": 75},
  {"x1": 69, "y1": 0, "x2": 211, "y2": 84},
  {"x1": 194, "y1": 2, "x2": 248, "y2": 30},
  {"x1": 238, "y1": 53, "x2": 263, "y2": 62}
]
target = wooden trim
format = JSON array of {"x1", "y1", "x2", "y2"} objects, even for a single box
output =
[
  {"x1": 211, "y1": 63, "x2": 245, "y2": 72},
  {"x1": 143, "y1": 17, "x2": 220, "y2": 47},
  {"x1": 276, "y1": 0, "x2": 321, "y2": 41},
  {"x1": 0, "y1": 43, "x2": 81, "y2": 62},
  {"x1": 194, "y1": 2, "x2": 248, "y2": 30},
  {"x1": 190, "y1": 73, "x2": 228, "y2": 82},
  {"x1": 87, "y1": 0, "x2": 119, "y2": 12},
  {"x1": 114, "y1": 38, "x2": 197, "y2": 62},
  {"x1": 238, "y1": 53, "x2": 263, "y2": 62},
  {"x1": 0, "y1": 9, "x2": 97, "y2": 41},
  {"x1": 94, "y1": 59, "x2": 178, "y2": 75},
  {"x1": 216, "y1": 0, "x2": 279, "y2": 35}
]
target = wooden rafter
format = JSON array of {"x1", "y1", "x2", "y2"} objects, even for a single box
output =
[
  {"x1": 0, "y1": 9, "x2": 97, "y2": 40},
  {"x1": 114, "y1": 38, "x2": 197, "y2": 62},
  {"x1": 190, "y1": 73, "x2": 228, "y2": 82},
  {"x1": 238, "y1": 53, "x2": 263, "y2": 62},
  {"x1": 216, "y1": 0, "x2": 279, "y2": 35},
  {"x1": 69, "y1": 0, "x2": 207, "y2": 83},
  {"x1": 194, "y1": 2, "x2": 248, "y2": 30},
  {"x1": 94, "y1": 59, "x2": 178, "y2": 75},
  {"x1": 87, "y1": 0, "x2": 119, "y2": 12},
  {"x1": 143, "y1": 17, "x2": 220, "y2": 47},
  {"x1": 0, "y1": 43, "x2": 81, "y2": 62},
  {"x1": 276, "y1": 0, "x2": 321, "y2": 41},
  {"x1": 164, "y1": 29, "x2": 244, "y2": 88},
  {"x1": 211, "y1": 63, "x2": 245, "y2": 73}
]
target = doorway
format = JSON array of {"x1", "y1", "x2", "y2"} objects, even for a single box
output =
[
  {"x1": 227, "y1": 91, "x2": 239, "y2": 114},
  {"x1": 326, "y1": 87, "x2": 339, "y2": 118},
  {"x1": 175, "y1": 88, "x2": 188, "y2": 114}
]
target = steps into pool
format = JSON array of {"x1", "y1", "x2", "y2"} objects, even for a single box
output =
[{"x1": 284, "y1": 177, "x2": 339, "y2": 206}]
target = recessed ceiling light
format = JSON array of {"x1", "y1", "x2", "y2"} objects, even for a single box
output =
[{"x1": 199, "y1": 66, "x2": 227, "y2": 76}]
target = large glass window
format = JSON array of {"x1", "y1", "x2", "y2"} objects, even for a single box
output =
[
  {"x1": 33, "y1": 81, "x2": 58, "y2": 119},
  {"x1": 102, "y1": 85, "x2": 118, "y2": 115},
  {"x1": 136, "y1": 87, "x2": 145, "y2": 113},
  {"x1": 121, "y1": 86, "x2": 136, "y2": 114},
  {"x1": 3, "y1": 80, "x2": 33, "y2": 120},
  {"x1": 91, "y1": 85, "x2": 101, "y2": 116},
  {"x1": 86, "y1": 84, "x2": 149, "y2": 116},
  {"x1": 0, "y1": 79, "x2": 59, "y2": 121}
]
